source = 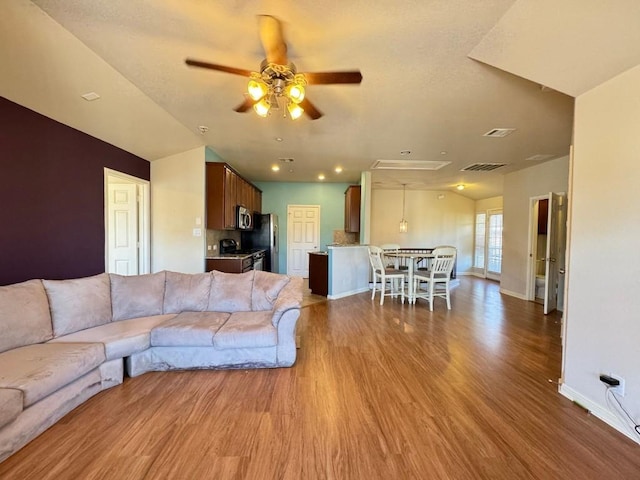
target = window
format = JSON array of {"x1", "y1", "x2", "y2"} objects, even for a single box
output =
[
  {"x1": 487, "y1": 211, "x2": 503, "y2": 275},
  {"x1": 474, "y1": 209, "x2": 503, "y2": 279},
  {"x1": 474, "y1": 213, "x2": 486, "y2": 269}
]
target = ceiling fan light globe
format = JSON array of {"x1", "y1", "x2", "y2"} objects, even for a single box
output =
[
  {"x1": 287, "y1": 84, "x2": 305, "y2": 104},
  {"x1": 288, "y1": 102, "x2": 304, "y2": 120},
  {"x1": 248, "y1": 79, "x2": 268, "y2": 101},
  {"x1": 254, "y1": 98, "x2": 271, "y2": 117}
]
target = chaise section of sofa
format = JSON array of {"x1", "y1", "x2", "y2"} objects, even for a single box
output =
[{"x1": 0, "y1": 278, "x2": 111, "y2": 462}]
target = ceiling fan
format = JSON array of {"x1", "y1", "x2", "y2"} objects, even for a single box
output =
[{"x1": 185, "y1": 15, "x2": 363, "y2": 120}]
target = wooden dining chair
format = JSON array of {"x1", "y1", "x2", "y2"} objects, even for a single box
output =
[
  {"x1": 368, "y1": 246, "x2": 405, "y2": 305},
  {"x1": 413, "y1": 246, "x2": 456, "y2": 310}
]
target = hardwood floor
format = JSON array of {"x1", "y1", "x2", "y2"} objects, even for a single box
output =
[{"x1": 2, "y1": 278, "x2": 639, "y2": 479}]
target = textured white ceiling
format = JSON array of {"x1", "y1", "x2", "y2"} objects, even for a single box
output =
[{"x1": 5, "y1": 1, "x2": 635, "y2": 199}]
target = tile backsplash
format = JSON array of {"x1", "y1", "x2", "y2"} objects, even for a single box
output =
[
  {"x1": 206, "y1": 229, "x2": 241, "y2": 255},
  {"x1": 333, "y1": 230, "x2": 358, "y2": 245}
]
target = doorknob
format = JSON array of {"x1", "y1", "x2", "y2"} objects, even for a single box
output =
[{"x1": 550, "y1": 258, "x2": 556, "y2": 262}]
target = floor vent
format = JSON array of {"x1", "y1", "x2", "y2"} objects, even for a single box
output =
[
  {"x1": 461, "y1": 163, "x2": 506, "y2": 172},
  {"x1": 371, "y1": 160, "x2": 451, "y2": 171},
  {"x1": 483, "y1": 128, "x2": 516, "y2": 137}
]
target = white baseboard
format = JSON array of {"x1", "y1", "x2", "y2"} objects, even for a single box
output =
[
  {"x1": 499, "y1": 288, "x2": 528, "y2": 300},
  {"x1": 559, "y1": 383, "x2": 640, "y2": 445},
  {"x1": 328, "y1": 287, "x2": 369, "y2": 300}
]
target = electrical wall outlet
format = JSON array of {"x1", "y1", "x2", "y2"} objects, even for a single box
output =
[
  {"x1": 207, "y1": 245, "x2": 212, "y2": 251},
  {"x1": 610, "y1": 374, "x2": 625, "y2": 396}
]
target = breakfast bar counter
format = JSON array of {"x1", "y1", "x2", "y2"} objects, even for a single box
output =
[{"x1": 326, "y1": 244, "x2": 370, "y2": 299}]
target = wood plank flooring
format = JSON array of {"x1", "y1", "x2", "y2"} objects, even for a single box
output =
[{"x1": 1, "y1": 278, "x2": 639, "y2": 479}]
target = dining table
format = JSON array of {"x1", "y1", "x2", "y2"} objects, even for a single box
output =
[{"x1": 385, "y1": 250, "x2": 435, "y2": 304}]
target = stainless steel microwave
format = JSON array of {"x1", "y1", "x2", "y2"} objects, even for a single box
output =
[{"x1": 236, "y1": 205, "x2": 252, "y2": 230}]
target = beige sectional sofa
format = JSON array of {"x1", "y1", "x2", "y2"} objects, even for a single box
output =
[{"x1": 0, "y1": 270, "x2": 302, "y2": 463}]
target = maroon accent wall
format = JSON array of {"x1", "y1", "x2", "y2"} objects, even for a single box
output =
[{"x1": 0, "y1": 97, "x2": 150, "y2": 286}]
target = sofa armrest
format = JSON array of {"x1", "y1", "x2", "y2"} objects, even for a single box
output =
[{"x1": 271, "y1": 276, "x2": 303, "y2": 326}]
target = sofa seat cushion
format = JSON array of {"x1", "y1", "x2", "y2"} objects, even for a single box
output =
[
  {"x1": 207, "y1": 271, "x2": 254, "y2": 312},
  {"x1": 0, "y1": 343, "x2": 105, "y2": 407},
  {"x1": 151, "y1": 312, "x2": 230, "y2": 347},
  {"x1": 49, "y1": 314, "x2": 175, "y2": 360},
  {"x1": 213, "y1": 311, "x2": 277, "y2": 350},
  {"x1": 0, "y1": 279, "x2": 52, "y2": 354},
  {"x1": 0, "y1": 388, "x2": 23, "y2": 429},
  {"x1": 163, "y1": 271, "x2": 212, "y2": 314},
  {"x1": 43, "y1": 273, "x2": 112, "y2": 337},
  {"x1": 110, "y1": 272, "x2": 166, "y2": 321}
]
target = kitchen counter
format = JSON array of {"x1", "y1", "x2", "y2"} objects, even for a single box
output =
[
  {"x1": 205, "y1": 249, "x2": 265, "y2": 260},
  {"x1": 326, "y1": 245, "x2": 370, "y2": 299}
]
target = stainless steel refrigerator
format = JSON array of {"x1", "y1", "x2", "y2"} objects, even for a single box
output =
[{"x1": 241, "y1": 213, "x2": 279, "y2": 273}]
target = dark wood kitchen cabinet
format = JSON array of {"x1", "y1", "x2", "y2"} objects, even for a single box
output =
[
  {"x1": 308, "y1": 252, "x2": 328, "y2": 296},
  {"x1": 206, "y1": 163, "x2": 262, "y2": 230},
  {"x1": 344, "y1": 185, "x2": 361, "y2": 233}
]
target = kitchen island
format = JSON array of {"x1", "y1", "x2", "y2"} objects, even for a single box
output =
[{"x1": 326, "y1": 244, "x2": 370, "y2": 299}]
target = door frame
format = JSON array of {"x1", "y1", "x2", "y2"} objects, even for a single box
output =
[
  {"x1": 526, "y1": 192, "x2": 567, "y2": 311},
  {"x1": 286, "y1": 204, "x2": 321, "y2": 276},
  {"x1": 104, "y1": 168, "x2": 150, "y2": 274}
]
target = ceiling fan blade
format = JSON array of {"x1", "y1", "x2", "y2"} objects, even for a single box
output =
[
  {"x1": 234, "y1": 97, "x2": 255, "y2": 113},
  {"x1": 258, "y1": 15, "x2": 288, "y2": 65},
  {"x1": 304, "y1": 71, "x2": 363, "y2": 85},
  {"x1": 185, "y1": 58, "x2": 253, "y2": 77},
  {"x1": 300, "y1": 98, "x2": 323, "y2": 120}
]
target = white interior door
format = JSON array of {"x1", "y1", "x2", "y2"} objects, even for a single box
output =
[
  {"x1": 287, "y1": 205, "x2": 320, "y2": 277},
  {"x1": 107, "y1": 183, "x2": 139, "y2": 275},
  {"x1": 544, "y1": 192, "x2": 560, "y2": 314}
]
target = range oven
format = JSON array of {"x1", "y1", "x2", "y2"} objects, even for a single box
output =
[{"x1": 219, "y1": 238, "x2": 265, "y2": 272}]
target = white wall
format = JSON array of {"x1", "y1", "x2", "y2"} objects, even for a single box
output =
[
  {"x1": 476, "y1": 196, "x2": 503, "y2": 212},
  {"x1": 561, "y1": 64, "x2": 640, "y2": 441},
  {"x1": 151, "y1": 146, "x2": 205, "y2": 273},
  {"x1": 501, "y1": 156, "x2": 569, "y2": 297},
  {"x1": 370, "y1": 189, "x2": 475, "y2": 273}
]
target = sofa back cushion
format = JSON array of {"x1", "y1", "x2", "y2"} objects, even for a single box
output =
[
  {"x1": 207, "y1": 270, "x2": 253, "y2": 312},
  {"x1": 110, "y1": 272, "x2": 166, "y2": 321},
  {"x1": 44, "y1": 273, "x2": 112, "y2": 337},
  {"x1": 0, "y1": 279, "x2": 52, "y2": 353},
  {"x1": 163, "y1": 271, "x2": 212, "y2": 314},
  {"x1": 252, "y1": 271, "x2": 290, "y2": 311}
]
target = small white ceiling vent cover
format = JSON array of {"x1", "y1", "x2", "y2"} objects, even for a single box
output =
[
  {"x1": 483, "y1": 128, "x2": 516, "y2": 137},
  {"x1": 371, "y1": 160, "x2": 451, "y2": 171},
  {"x1": 461, "y1": 163, "x2": 506, "y2": 172}
]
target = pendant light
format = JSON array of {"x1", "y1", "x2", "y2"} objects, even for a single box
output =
[{"x1": 399, "y1": 184, "x2": 408, "y2": 233}]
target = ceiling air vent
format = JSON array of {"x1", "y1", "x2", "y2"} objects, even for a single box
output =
[
  {"x1": 371, "y1": 160, "x2": 451, "y2": 171},
  {"x1": 483, "y1": 128, "x2": 516, "y2": 138},
  {"x1": 461, "y1": 163, "x2": 506, "y2": 172}
]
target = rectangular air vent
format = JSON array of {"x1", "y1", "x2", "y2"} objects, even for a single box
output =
[
  {"x1": 483, "y1": 128, "x2": 516, "y2": 137},
  {"x1": 371, "y1": 160, "x2": 451, "y2": 171},
  {"x1": 461, "y1": 163, "x2": 506, "y2": 172}
]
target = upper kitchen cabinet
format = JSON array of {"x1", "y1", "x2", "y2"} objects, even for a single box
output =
[
  {"x1": 344, "y1": 185, "x2": 361, "y2": 233},
  {"x1": 206, "y1": 163, "x2": 262, "y2": 230}
]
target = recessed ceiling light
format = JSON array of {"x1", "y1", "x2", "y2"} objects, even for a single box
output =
[
  {"x1": 440, "y1": 151, "x2": 448, "y2": 155},
  {"x1": 400, "y1": 150, "x2": 411, "y2": 155},
  {"x1": 271, "y1": 165, "x2": 280, "y2": 172},
  {"x1": 456, "y1": 184, "x2": 465, "y2": 191},
  {"x1": 81, "y1": 92, "x2": 100, "y2": 101},
  {"x1": 275, "y1": 137, "x2": 283, "y2": 142},
  {"x1": 334, "y1": 166, "x2": 343, "y2": 173},
  {"x1": 318, "y1": 174, "x2": 325, "y2": 181}
]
